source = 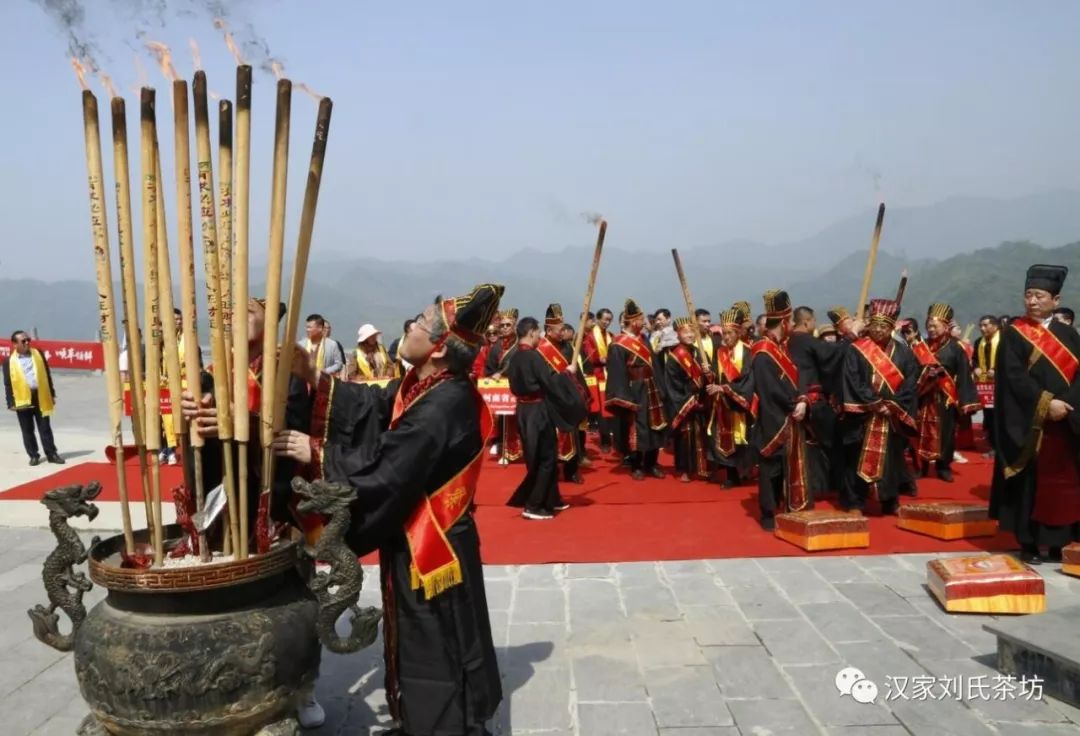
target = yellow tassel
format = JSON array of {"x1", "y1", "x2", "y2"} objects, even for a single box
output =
[{"x1": 412, "y1": 561, "x2": 464, "y2": 599}]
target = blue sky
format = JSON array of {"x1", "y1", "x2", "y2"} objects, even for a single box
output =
[{"x1": 3, "y1": 0, "x2": 1080, "y2": 279}]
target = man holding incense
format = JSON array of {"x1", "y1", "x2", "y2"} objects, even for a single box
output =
[
  {"x1": 273, "y1": 284, "x2": 504, "y2": 736},
  {"x1": 583, "y1": 307, "x2": 616, "y2": 452},
  {"x1": 665, "y1": 317, "x2": 710, "y2": 482},
  {"x1": 3, "y1": 330, "x2": 63, "y2": 466},
  {"x1": 707, "y1": 308, "x2": 754, "y2": 487},
  {"x1": 912, "y1": 303, "x2": 980, "y2": 482},
  {"x1": 990, "y1": 265, "x2": 1080, "y2": 564},
  {"x1": 506, "y1": 310, "x2": 588, "y2": 519},
  {"x1": 839, "y1": 299, "x2": 920, "y2": 515},
  {"x1": 605, "y1": 298, "x2": 668, "y2": 480},
  {"x1": 484, "y1": 307, "x2": 523, "y2": 464}
]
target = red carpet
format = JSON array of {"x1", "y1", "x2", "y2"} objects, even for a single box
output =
[{"x1": 2, "y1": 441, "x2": 1014, "y2": 564}]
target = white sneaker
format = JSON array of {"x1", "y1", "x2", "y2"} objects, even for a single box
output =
[
  {"x1": 489, "y1": 444, "x2": 500, "y2": 456},
  {"x1": 167, "y1": 452, "x2": 179, "y2": 466},
  {"x1": 297, "y1": 690, "x2": 325, "y2": 729},
  {"x1": 953, "y1": 452, "x2": 968, "y2": 464}
]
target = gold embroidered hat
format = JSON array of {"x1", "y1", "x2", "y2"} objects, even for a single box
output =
[
  {"x1": 544, "y1": 303, "x2": 563, "y2": 328},
  {"x1": 867, "y1": 298, "x2": 900, "y2": 327},
  {"x1": 719, "y1": 308, "x2": 742, "y2": 329},
  {"x1": 927, "y1": 303, "x2": 954, "y2": 323},
  {"x1": 500, "y1": 307, "x2": 519, "y2": 323},
  {"x1": 623, "y1": 298, "x2": 644, "y2": 321},
  {"x1": 440, "y1": 284, "x2": 505, "y2": 347},
  {"x1": 731, "y1": 300, "x2": 751, "y2": 323},
  {"x1": 827, "y1": 306, "x2": 850, "y2": 327},
  {"x1": 762, "y1": 289, "x2": 792, "y2": 326},
  {"x1": 674, "y1": 316, "x2": 695, "y2": 332}
]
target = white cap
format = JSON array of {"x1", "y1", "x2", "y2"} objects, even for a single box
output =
[{"x1": 356, "y1": 323, "x2": 381, "y2": 343}]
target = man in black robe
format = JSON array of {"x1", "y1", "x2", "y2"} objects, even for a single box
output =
[
  {"x1": 708, "y1": 308, "x2": 754, "y2": 487},
  {"x1": 273, "y1": 284, "x2": 505, "y2": 736},
  {"x1": 555, "y1": 316, "x2": 592, "y2": 477},
  {"x1": 990, "y1": 265, "x2": 1080, "y2": 564},
  {"x1": 912, "y1": 303, "x2": 980, "y2": 481},
  {"x1": 745, "y1": 290, "x2": 810, "y2": 531},
  {"x1": 972, "y1": 314, "x2": 1002, "y2": 456},
  {"x1": 605, "y1": 298, "x2": 668, "y2": 480},
  {"x1": 506, "y1": 313, "x2": 588, "y2": 519},
  {"x1": 839, "y1": 299, "x2": 920, "y2": 515},
  {"x1": 484, "y1": 308, "x2": 522, "y2": 464},
  {"x1": 665, "y1": 317, "x2": 710, "y2": 481},
  {"x1": 788, "y1": 306, "x2": 845, "y2": 496}
]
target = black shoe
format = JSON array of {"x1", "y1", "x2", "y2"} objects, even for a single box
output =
[
  {"x1": 760, "y1": 515, "x2": 776, "y2": 532},
  {"x1": 621, "y1": 456, "x2": 632, "y2": 467},
  {"x1": 47, "y1": 454, "x2": 66, "y2": 465},
  {"x1": 648, "y1": 466, "x2": 665, "y2": 479},
  {"x1": 937, "y1": 467, "x2": 953, "y2": 483},
  {"x1": 522, "y1": 509, "x2": 555, "y2": 521},
  {"x1": 1019, "y1": 545, "x2": 1043, "y2": 565},
  {"x1": 631, "y1": 470, "x2": 645, "y2": 481},
  {"x1": 881, "y1": 499, "x2": 899, "y2": 516},
  {"x1": 1048, "y1": 546, "x2": 1064, "y2": 562},
  {"x1": 720, "y1": 479, "x2": 735, "y2": 489},
  {"x1": 565, "y1": 473, "x2": 584, "y2": 485},
  {"x1": 554, "y1": 502, "x2": 570, "y2": 512},
  {"x1": 29, "y1": 456, "x2": 42, "y2": 466}
]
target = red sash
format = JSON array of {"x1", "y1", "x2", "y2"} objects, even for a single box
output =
[
  {"x1": 851, "y1": 338, "x2": 904, "y2": 393},
  {"x1": 536, "y1": 338, "x2": 569, "y2": 373},
  {"x1": 390, "y1": 372, "x2": 494, "y2": 599},
  {"x1": 850, "y1": 338, "x2": 905, "y2": 483},
  {"x1": 671, "y1": 344, "x2": 703, "y2": 384},
  {"x1": 911, "y1": 340, "x2": 959, "y2": 406},
  {"x1": 1012, "y1": 317, "x2": 1080, "y2": 384},
  {"x1": 717, "y1": 345, "x2": 742, "y2": 384},
  {"x1": 751, "y1": 338, "x2": 798, "y2": 387},
  {"x1": 613, "y1": 332, "x2": 653, "y2": 369}
]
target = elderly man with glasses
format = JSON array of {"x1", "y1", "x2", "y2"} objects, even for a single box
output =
[{"x1": 3, "y1": 330, "x2": 63, "y2": 466}]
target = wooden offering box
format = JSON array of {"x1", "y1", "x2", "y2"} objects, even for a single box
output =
[
  {"x1": 1063, "y1": 543, "x2": 1080, "y2": 578},
  {"x1": 897, "y1": 502, "x2": 998, "y2": 540},
  {"x1": 774, "y1": 510, "x2": 869, "y2": 551},
  {"x1": 927, "y1": 555, "x2": 1045, "y2": 614}
]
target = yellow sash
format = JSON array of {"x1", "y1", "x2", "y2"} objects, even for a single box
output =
[
  {"x1": 9, "y1": 349, "x2": 54, "y2": 416},
  {"x1": 975, "y1": 331, "x2": 999, "y2": 380},
  {"x1": 592, "y1": 325, "x2": 609, "y2": 361},
  {"x1": 306, "y1": 338, "x2": 326, "y2": 373},
  {"x1": 731, "y1": 342, "x2": 746, "y2": 445}
]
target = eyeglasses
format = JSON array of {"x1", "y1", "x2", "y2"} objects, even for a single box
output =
[{"x1": 15, "y1": 338, "x2": 30, "y2": 344}]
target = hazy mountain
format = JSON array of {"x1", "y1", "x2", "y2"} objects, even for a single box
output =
[{"x1": 6, "y1": 191, "x2": 1080, "y2": 343}]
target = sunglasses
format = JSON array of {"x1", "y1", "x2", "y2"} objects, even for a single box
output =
[{"x1": 15, "y1": 338, "x2": 30, "y2": 344}]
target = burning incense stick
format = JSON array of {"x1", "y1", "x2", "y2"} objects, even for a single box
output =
[
  {"x1": 110, "y1": 97, "x2": 153, "y2": 534},
  {"x1": 272, "y1": 97, "x2": 333, "y2": 456},
  {"x1": 257, "y1": 79, "x2": 292, "y2": 554},
  {"x1": 856, "y1": 203, "x2": 886, "y2": 322},
  {"x1": 154, "y1": 145, "x2": 184, "y2": 464},
  {"x1": 193, "y1": 70, "x2": 240, "y2": 556},
  {"x1": 232, "y1": 65, "x2": 253, "y2": 559},
  {"x1": 571, "y1": 219, "x2": 606, "y2": 367},
  {"x1": 218, "y1": 100, "x2": 234, "y2": 386},
  {"x1": 671, "y1": 248, "x2": 710, "y2": 364},
  {"x1": 140, "y1": 88, "x2": 165, "y2": 566},
  {"x1": 81, "y1": 90, "x2": 135, "y2": 555},
  {"x1": 172, "y1": 79, "x2": 210, "y2": 561}
]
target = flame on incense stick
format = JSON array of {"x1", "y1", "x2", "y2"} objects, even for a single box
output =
[
  {"x1": 145, "y1": 40, "x2": 179, "y2": 83},
  {"x1": 189, "y1": 38, "x2": 202, "y2": 72},
  {"x1": 213, "y1": 18, "x2": 247, "y2": 66},
  {"x1": 70, "y1": 56, "x2": 90, "y2": 92},
  {"x1": 97, "y1": 70, "x2": 119, "y2": 99}
]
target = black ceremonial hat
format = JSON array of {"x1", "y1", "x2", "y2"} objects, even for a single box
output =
[
  {"x1": 440, "y1": 284, "x2": 505, "y2": 347},
  {"x1": 1025, "y1": 264, "x2": 1068, "y2": 296},
  {"x1": 624, "y1": 298, "x2": 644, "y2": 319}
]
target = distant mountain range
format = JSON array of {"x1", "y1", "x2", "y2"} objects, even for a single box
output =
[{"x1": 5, "y1": 191, "x2": 1080, "y2": 342}]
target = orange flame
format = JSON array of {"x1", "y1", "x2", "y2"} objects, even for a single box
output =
[
  {"x1": 145, "y1": 40, "x2": 179, "y2": 83},
  {"x1": 189, "y1": 38, "x2": 202, "y2": 72},
  {"x1": 213, "y1": 18, "x2": 246, "y2": 66},
  {"x1": 70, "y1": 57, "x2": 89, "y2": 92},
  {"x1": 98, "y1": 70, "x2": 120, "y2": 99},
  {"x1": 295, "y1": 82, "x2": 323, "y2": 101},
  {"x1": 270, "y1": 60, "x2": 284, "y2": 81}
]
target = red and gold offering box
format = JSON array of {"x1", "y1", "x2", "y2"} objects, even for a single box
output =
[
  {"x1": 927, "y1": 555, "x2": 1045, "y2": 614},
  {"x1": 774, "y1": 510, "x2": 869, "y2": 551},
  {"x1": 897, "y1": 502, "x2": 998, "y2": 540},
  {"x1": 1063, "y1": 543, "x2": 1080, "y2": 578}
]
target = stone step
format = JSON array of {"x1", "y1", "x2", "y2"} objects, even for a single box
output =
[{"x1": 984, "y1": 604, "x2": 1080, "y2": 707}]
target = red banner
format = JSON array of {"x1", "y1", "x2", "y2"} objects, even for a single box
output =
[
  {"x1": 123, "y1": 385, "x2": 173, "y2": 416},
  {"x1": 0, "y1": 339, "x2": 104, "y2": 371},
  {"x1": 477, "y1": 378, "x2": 517, "y2": 415},
  {"x1": 976, "y1": 381, "x2": 994, "y2": 409}
]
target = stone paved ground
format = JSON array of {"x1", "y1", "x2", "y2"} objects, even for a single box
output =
[{"x1": 4, "y1": 527, "x2": 1080, "y2": 735}]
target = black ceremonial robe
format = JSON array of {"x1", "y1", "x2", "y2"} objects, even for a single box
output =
[
  {"x1": 711, "y1": 341, "x2": 754, "y2": 479},
  {"x1": 315, "y1": 373, "x2": 502, "y2": 736},
  {"x1": 664, "y1": 344, "x2": 709, "y2": 479},
  {"x1": 484, "y1": 337, "x2": 522, "y2": 462},
  {"x1": 604, "y1": 332, "x2": 668, "y2": 462},
  {"x1": 840, "y1": 337, "x2": 920, "y2": 512},
  {"x1": 912, "y1": 337, "x2": 980, "y2": 470},
  {"x1": 507, "y1": 341, "x2": 588, "y2": 512},
  {"x1": 989, "y1": 317, "x2": 1080, "y2": 548},
  {"x1": 746, "y1": 337, "x2": 810, "y2": 516},
  {"x1": 787, "y1": 331, "x2": 845, "y2": 493}
]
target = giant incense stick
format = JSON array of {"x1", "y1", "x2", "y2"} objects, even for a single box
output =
[
  {"x1": 257, "y1": 79, "x2": 291, "y2": 554},
  {"x1": 193, "y1": 70, "x2": 239, "y2": 556},
  {"x1": 671, "y1": 248, "x2": 710, "y2": 364},
  {"x1": 271, "y1": 97, "x2": 333, "y2": 491},
  {"x1": 895, "y1": 268, "x2": 909, "y2": 306},
  {"x1": 81, "y1": 90, "x2": 135, "y2": 555},
  {"x1": 110, "y1": 97, "x2": 153, "y2": 533},
  {"x1": 571, "y1": 219, "x2": 606, "y2": 367},
  {"x1": 154, "y1": 145, "x2": 184, "y2": 469},
  {"x1": 218, "y1": 100, "x2": 235, "y2": 387},
  {"x1": 856, "y1": 203, "x2": 886, "y2": 322},
  {"x1": 172, "y1": 79, "x2": 210, "y2": 561},
  {"x1": 140, "y1": 88, "x2": 165, "y2": 566},
  {"x1": 232, "y1": 66, "x2": 252, "y2": 559}
]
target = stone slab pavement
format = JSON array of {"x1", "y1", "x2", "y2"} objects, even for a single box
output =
[{"x1": 3, "y1": 527, "x2": 1080, "y2": 735}]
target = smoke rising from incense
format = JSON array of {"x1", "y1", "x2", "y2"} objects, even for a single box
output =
[{"x1": 581, "y1": 212, "x2": 605, "y2": 226}]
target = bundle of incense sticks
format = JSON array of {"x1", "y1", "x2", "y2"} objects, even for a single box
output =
[{"x1": 74, "y1": 53, "x2": 334, "y2": 565}]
